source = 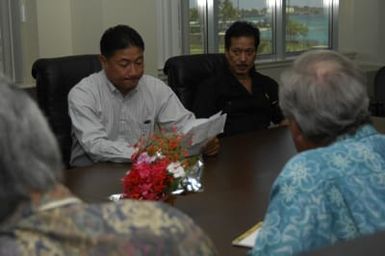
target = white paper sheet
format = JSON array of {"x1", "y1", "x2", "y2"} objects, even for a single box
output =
[
  {"x1": 232, "y1": 222, "x2": 263, "y2": 248},
  {"x1": 181, "y1": 111, "x2": 227, "y2": 146}
]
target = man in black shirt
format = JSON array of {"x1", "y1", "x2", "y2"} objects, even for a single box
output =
[{"x1": 192, "y1": 21, "x2": 284, "y2": 136}]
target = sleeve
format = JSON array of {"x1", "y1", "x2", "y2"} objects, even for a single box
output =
[
  {"x1": 191, "y1": 77, "x2": 221, "y2": 118},
  {"x1": 155, "y1": 82, "x2": 196, "y2": 133},
  {"x1": 68, "y1": 85, "x2": 135, "y2": 163},
  {"x1": 154, "y1": 82, "x2": 211, "y2": 155}
]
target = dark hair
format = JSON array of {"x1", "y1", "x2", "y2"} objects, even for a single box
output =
[
  {"x1": 100, "y1": 24, "x2": 145, "y2": 58},
  {"x1": 224, "y1": 21, "x2": 260, "y2": 50}
]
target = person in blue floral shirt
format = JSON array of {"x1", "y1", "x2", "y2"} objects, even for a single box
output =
[
  {"x1": 0, "y1": 79, "x2": 217, "y2": 256},
  {"x1": 251, "y1": 50, "x2": 385, "y2": 255}
]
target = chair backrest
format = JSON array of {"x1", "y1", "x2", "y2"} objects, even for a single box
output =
[
  {"x1": 163, "y1": 53, "x2": 226, "y2": 111},
  {"x1": 374, "y1": 66, "x2": 385, "y2": 103},
  {"x1": 32, "y1": 54, "x2": 101, "y2": 167},
  {"x1": 370, "y1": 66, "x2": 385, "y2": 116}
]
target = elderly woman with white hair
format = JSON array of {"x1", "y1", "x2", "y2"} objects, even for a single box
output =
[
  {"x1": 251, "y1": 50, "x2": 385, "y2": 255},
  {"x1": 0, "y1": 80, "x2": 217, "y2": 255}
]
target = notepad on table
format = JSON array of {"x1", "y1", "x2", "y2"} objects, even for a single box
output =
[{"x1": 232, "y1": 221, "x2": 263, "y2": 248}]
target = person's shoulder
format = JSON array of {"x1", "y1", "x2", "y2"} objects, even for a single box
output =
[
  {"x1": 69, "y1": 71, "x2": 103, "y2": 94},
  {"x1": 139, "y1": 74, "x2": 174, "y2": 97},
  {"x1": 68, "y1": 71, "x2": 104, "y2": 100},
  {"x1": 62, "y1": 200, "x2": 179, "y2": 227},
  {"x1": 141, "y1": 74, "x2": 165, "y2": 84},
  {"x1": 75, "y1": 71, "x2": 104, "y2": 89},
  {"x1": 100, "y1": 199, "x2": 191, "y2": 223},
  {"x1": 97, "y1": 200, "x2": 217, "y2": 254},
  {"x1": 254, "y1": 71, "x2": 279, "y2": 86},
  {"x1": 140, "y1": 74, "x2": 168, "y2": 88},
  {"x1": 278, "y1": 146, "x2": 331, "y2": 185}
]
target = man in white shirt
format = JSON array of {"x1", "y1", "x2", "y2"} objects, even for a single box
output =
[{"x1": 68, "y1": 25, "x2": 219, "y2": 167}]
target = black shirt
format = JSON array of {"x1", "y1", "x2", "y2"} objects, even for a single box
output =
[{"x1": 192, "y1": 64, "x2": 284, "y2": 136}]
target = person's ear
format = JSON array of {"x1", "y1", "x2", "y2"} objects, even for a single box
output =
[
  {"x1": 98, "y1": 54, "x2": 107, "y2": 68},
  {"x1": 288, "y1": 119, "x2": 312, "y2": 152},
  {"x1": 224, "y1": 48, "x2": 230, "y2": 59}
]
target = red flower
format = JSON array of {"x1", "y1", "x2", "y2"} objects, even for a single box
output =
[
  {"x1": 122, "y1": 158, "x2": 175, "y2": 200},
  {"x1": 121, "y1": 131, "x2": 197, "y2": 201}
]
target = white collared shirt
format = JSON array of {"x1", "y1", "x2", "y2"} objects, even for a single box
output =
[{"x1": 68, "y1": 70, "x2": 194, "y2": 167}]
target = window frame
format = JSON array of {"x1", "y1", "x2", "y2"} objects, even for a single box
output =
[
  {"x1": 0, "y1": 0, "x2": 23, "y2": 82},
  {"x1": 179, "y1": 0, "x2": 339, "y2": 62},
  {"x1": 0, "y1": 0, "x2": 15, "y2": 79}
]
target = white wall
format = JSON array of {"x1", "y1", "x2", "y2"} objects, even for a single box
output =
[
  {"x1": 338, "y1": 0, "x2": 384, "y2": 66},
  {"x1": 33, "y1": 0, "x2": 158, "y2": 77},
  {"x1": 19, "y1": 0, "x2": 39, "y2": 85},
  {"x1": 70, "y1": 0, "x2": 103, "y2": 55},
  {"x1": 100, "y1": 0, "x2": 158, "y2": 77},
  {"x1": 36, "y1": 0, "x2": 73, "y2": 57}
]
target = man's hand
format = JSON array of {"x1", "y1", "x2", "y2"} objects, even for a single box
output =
[{"x1": 203, "y1": 137, "x2": 220, "y2": 156}]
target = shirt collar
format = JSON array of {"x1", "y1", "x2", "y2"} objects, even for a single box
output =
[
  {"x1": 101, "y1": 70, "x2": 140, "y2": 97},
  {"x1": 335, "y1": 124, "x2": 377, "y2": 143},
  {"x1": 101, "y1": 70, "x2": 118, "y2": 94}
]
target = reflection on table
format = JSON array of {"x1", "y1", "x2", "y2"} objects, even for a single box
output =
[{"x1": 65, "y1": 117, "x2": 385, "y2": 256}]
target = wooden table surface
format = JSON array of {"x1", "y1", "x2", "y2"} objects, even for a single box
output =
[{"x1": 65, "y1": 117, "x2": 385, "y2": 255}]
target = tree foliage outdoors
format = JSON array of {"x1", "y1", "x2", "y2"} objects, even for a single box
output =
[
  {"x1": 188, "y1": 1, "x2": 317, "y2": 54},
  {"x1": 218, "y1": 0, "x2": 239, "y2": 30},
  {"x1": 286, "y1": 19, "x2": 309, "y2": 40}
]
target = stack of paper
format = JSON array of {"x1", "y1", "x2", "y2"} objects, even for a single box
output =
[{"x1": 232, "y1": 222, "x2": 263, "y2": 248}]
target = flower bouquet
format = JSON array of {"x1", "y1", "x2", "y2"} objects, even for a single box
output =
[{"x1": 112, "y1": 131, "x2": 204, "y2": 202}]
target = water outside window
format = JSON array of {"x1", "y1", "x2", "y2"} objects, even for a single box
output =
[
  {"x1": 187, "y1": 0, "x2": 331, "y2": 56},
  {"x1": 189, "y1": 1, "x2": 205, "y2": 54},
  {"x1": 286, "y1": 0, "x2": 330, "y2": 53},
  {"x1": 217, "y1": 0, "x2": 273, "y2": 54}
]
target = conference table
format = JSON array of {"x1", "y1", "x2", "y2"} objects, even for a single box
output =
[{"x1": 64, "y1": 117, "x2": 385, "y2": 256}]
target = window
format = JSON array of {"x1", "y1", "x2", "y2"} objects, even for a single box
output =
[
  {"x1": 0, "y1": 25, "x2": 3, "y2": 73},
  {"x1": 182, "y1": 0, "x2": 339, "y2": 60},
  {"x1": 0, "y1": 0, "x2": 13, "y2": 79},
  {"x1": 0, "y1": 0, "x2": 23, "y2": 82}
]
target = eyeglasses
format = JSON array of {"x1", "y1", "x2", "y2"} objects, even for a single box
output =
[{"x1": 229, "y1": 48, "x2": 256, "y2": 57}]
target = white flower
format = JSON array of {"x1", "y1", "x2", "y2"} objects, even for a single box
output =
[
  {"x1": 155, "y1": 151, "x2": 164, "y2": 159},
  {"x1": 167, "y1": 162, "x2": 186, "y2": 178}
]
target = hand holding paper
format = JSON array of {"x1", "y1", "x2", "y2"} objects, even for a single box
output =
[
  {"x1": 202, "y1": 137, "x2": 220, "y2": 156},
  {"x1": 181, "y1": 111, "x2": 227, "y2": 146}
]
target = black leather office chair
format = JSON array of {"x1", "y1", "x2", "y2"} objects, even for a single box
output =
[
  {"x1": 371, "y1": 66, "x2": 385, "y2": 116},
  {"x1": 32, "y1": 55, "x2": 101, "y2": 167},
  {"x1": 163, "y1": 53, "x2": 226, "y2": 111}
]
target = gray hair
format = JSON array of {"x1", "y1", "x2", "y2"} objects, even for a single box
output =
[
  {"x1": 0, "y1": 79, "x2": 63, "y2": 221},
  {"x1": 279, "y1": 49, "x2": 370, "y2": 143}
]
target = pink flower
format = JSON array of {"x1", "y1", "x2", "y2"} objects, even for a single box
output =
[
  {"x1": 136, "y1": 152, "x2": 156, "y2": 164},
  {"x1": 122, "y1": 131, "x2": 197, "y2": 201}
]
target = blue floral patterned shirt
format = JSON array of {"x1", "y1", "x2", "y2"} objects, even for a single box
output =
[{"x1": 251, "y1": 124, "x2": 385, "y2": 255}]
